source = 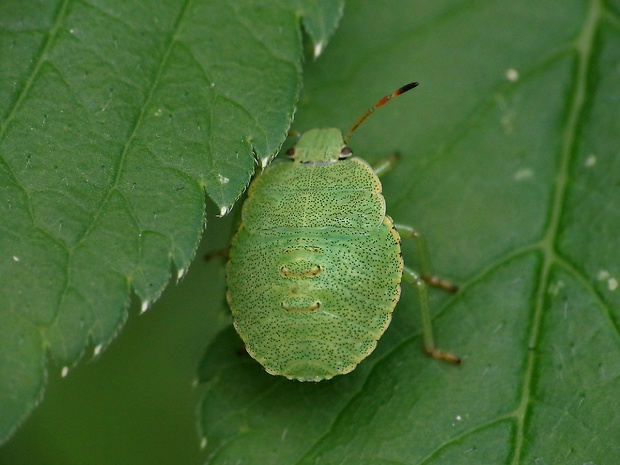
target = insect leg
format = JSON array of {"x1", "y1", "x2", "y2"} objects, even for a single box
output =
[
  {"x1": 204, "y1": 247, "x2": 230, "y2": 261},
  {"x1": 371, "y1": 152, "x2": 400, "y2": 178},
  {"x1": 393, "y1": 223, "x2": 458, "y2": 292},
  {"x1": 287, "y1": 129, "x2": 302, "y2": 139},
  {"x1": 402, "y1": 266, "x2": 461, "y2": 364}
]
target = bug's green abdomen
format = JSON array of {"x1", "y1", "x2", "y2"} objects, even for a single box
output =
[{"x1": 227, "y1": 158, "x2": 403, "y2": 381}]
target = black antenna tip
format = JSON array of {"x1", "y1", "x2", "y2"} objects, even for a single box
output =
[{"x1": 398, "y1": 82, "x2": 419, "y2": 95}]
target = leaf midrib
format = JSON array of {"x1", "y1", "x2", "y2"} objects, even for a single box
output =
[{"x1": 511, "y1": 0, "x2": 604, "y2": 463}]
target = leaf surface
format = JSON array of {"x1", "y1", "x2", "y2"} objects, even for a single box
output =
[{"x1": 198, "y1": 1, "x2": 620, "y2": 464}]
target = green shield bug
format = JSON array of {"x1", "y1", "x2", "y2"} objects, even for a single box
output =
[{"x1": 226, "y1": 82, "x2": 460, "y2": 381}]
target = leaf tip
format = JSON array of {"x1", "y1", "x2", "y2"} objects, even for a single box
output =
[
  {"x1": 140, "y1": 300, "x2": 151, "y2": 314},
  {"x1": 218, "y1": 206, "x2": 231, "y2": 217},
  {"x1": 93, "y1": 343, "x2": 103, "y2": 357},
  {"x1": 177, "y1": 267, "x2": 188, "y2": 282},
  {"x1": 313, "y1": 40, "x2": 324, "y2": 58}
]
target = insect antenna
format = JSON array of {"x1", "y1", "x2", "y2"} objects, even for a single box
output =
[{"x1": 343, "y1": 82, "x2": 419, "y2": 143}]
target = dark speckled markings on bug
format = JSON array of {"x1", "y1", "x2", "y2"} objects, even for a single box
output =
[{"x1": 226, "y1": 83, "x2": 460, "y2": 381}]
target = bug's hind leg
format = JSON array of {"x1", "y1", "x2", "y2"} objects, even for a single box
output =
[
  {"x1": 394, "y1": 223, "x2": 458, "y2": 292},
  {"x1": 371, "y1": 152, "x2": 400, "y2": 178},
  {"x1": 402, "y1": 266, "x2": 461, "y2": 364},
  {"x1": 204, "y1": 248, "x2": 229, "y2": 262}
]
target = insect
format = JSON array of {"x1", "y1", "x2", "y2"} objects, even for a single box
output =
[{"x1": 226, "y1": 82, "x2": 460, "y2": 381}]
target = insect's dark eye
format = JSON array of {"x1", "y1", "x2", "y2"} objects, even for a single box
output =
[
  {"x1": 286, "y1": 148, "x2": 295, "y2": 158},
  {"x1": 339, "y1": 147, "x2": 353, "y2": 159}
]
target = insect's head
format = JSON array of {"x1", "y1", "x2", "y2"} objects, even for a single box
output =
[
  {"x1": 286, "y1": 128, "x2": 351, "y2": 164},
  {"x1": 285, "y1": 82, "x2": 419, "y2": 165}
]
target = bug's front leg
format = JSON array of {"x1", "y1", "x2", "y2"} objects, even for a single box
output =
[
  {"x1": 402, "y1": 266, "x2": 461, "y2": 365},
  {"x1": 371, "y1": 152, "x2": 400, "y2": 178}
]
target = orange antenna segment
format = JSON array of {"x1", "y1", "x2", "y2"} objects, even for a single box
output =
[{"x1": 344, "y1": 82, "x2": 419, "y2": 143}]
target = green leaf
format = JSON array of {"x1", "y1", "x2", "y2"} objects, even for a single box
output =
[
  {"x1": 0, "y1": 0, "x2": 343, "y2": 444},
  {"x1": 198, "y1": 1, "x2": 620, "y2": 464}
]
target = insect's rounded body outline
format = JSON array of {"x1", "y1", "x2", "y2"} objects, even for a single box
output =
[
  {"x1": 226, "y1": 128, "x2": 404, "y2": 381},
  {"x1": 225, "y1": 83, "x2": 460, "y2": 381}
]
